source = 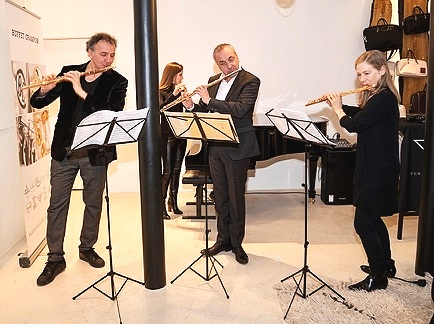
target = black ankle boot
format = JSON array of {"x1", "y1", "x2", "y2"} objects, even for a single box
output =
[
  {"x1": 360, "y1": 259, "x2": 396, "y2": 278},
  {"x1": 167, "y1": 196, "x2": 182, "y2": 214},
  {"x1": 349, "y1": 273, "x2": 388, "y2": 292},
  {"x1": 168, "y1": 171, "x2": 183, "y2": 214},
  {"x1": 163, "y1": 201, "x2": 170, "y2": 220}
]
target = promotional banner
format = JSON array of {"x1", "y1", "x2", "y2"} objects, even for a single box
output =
[{"x1": 5, "y1": 0, "x2": 50, "y2": 267}]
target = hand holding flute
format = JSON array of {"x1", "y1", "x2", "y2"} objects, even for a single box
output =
[
  {"x1": 161, "y1": 69, "x2": 240, "y2": 111},
  {"x1": 39, "y1": 70, "x2": 88, "y2": 99},
  {"x1": 173, "y1": 82, "x2": 187, "y2": 96},
  {"x1": 38, "y1": 74, "x2": 57, "y2": 95},
  {"x1": 192, "y1": 69, "x2": 239, "y2": 106},
  {"x1": 306, "y1": 85, "x2": 373, "y2": 120},
  {"x1": 325, "y1": 92, "x2": 346, "y2": 120},
  {"x1": 305, "y1": 85, "x2": 371, "y2": 106}
]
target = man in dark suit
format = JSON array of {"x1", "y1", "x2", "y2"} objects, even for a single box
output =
[
  {"x1": 30, "y1": 33, "x2": 128, "y2": 286},
  {"x1": 184, "y1": 43, "x2": 260, "y2": 264}
]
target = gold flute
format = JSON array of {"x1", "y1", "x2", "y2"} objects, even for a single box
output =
[
  {"x1": 305, "y1": 85, "x2": 372, "y2": 106},
  {"x1": 21, "y1": 66, "x2": 114, "y2": 90},
  {"x1": 161, "y1": 69, "x2": 241, "y2": 112}
]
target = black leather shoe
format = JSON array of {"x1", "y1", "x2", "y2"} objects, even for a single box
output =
[
  {"x1": 79, "y1": 249, "x2": 105, "y2": 268},
  {"x1": 360, "y1": 259, "x2": 396, "y2": 278},
  {"x1": 232, "y1": 246, "x2": 249, "y2": 265},
  {"x1": 348, "y1": 273, "x2": 388, "y2": 292},
  {"x1": 37, "y1": 259, "x2": 66, "y2": 286},
  {"x1": 201, "y1": 241, "x2": 232, "y2": 256}
]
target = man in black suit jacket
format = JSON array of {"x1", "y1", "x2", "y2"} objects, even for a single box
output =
[
  {"x1": 30, "y1": 33, "x2": 128, "y2": 286},
  {"x1": 184, "y1": 44, "x2": 260, "y2": 264}
]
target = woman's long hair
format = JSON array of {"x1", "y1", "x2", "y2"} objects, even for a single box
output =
[
  {"x1": 355, "y1": 50, "x2": 400, "y2": 108},
  {"x1": 159, "y1": 62, "x2": 183, "y2": 92}
]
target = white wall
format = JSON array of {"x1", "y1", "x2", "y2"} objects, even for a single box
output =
[{"x1": 25, "y1": 0, "x2": 372, "y2": 193}]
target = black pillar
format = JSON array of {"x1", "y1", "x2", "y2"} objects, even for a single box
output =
[
  {"x1": 133, "y1": 0, "x2": 166, "y2": 289},
  {"x1": 415, "y1": 1, "x2": 434, "y2": 277}
]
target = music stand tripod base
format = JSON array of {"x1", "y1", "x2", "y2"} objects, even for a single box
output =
[
  {"x1": 170, "y1": 250, "x2": 229, "y2": 299},
  {"x1": 69, "y1": 110, "x2": 149, "y2": 303},
  {"x1": 164, "y1": 112, "x2": 238, "y2": 299},
  {"x1": 72, "y1": 269, "x2": 144, "y2": 301},
  {"x1": 72, "y1": 148, "x2": 145, "y2": 302},
  {"x1": 264, "y1": 109, "x2": 346, "y2": 319},
  {"x1": 170, "y1": 142, "x2": 229, "y2": 299}
]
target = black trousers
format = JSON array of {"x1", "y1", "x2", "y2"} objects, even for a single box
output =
[
  {"x1": 354, "y1": 208, "x2": 392, "y2": 274},
  {"x1": 161, "y1": 136, "x2": 186, "y2": 197},
  {"x1": 209, "y1": 147, "x2": 250, "y2": 247}
]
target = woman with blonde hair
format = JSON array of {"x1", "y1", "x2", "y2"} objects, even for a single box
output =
[{"x1": 325, "y1": 50, "x2": 400, "y2": 291}]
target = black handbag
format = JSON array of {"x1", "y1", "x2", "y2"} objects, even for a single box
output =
[
  {"x1": 409, "y1": 84, "x2": 427, "y2": 114},
  {"x1": 363, "y1": 18, "x2": 402, "y2": 53},
  {"x1": 402, "y1": 6, "x2": 430, "y2": 35}
]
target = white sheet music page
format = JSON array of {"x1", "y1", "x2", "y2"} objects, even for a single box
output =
[
  {"x1": 107, "y1": 108, "x2": 149, "y2": 144},
  {"x1": 281, "y1": 109, "x2": 334, "y2": 146},
  {"x1": 71, "y1": 108, "x2": 149, "y2": 150},
  {"x1": 265, "y1": 108, "x2": 300, "y2": 140}
]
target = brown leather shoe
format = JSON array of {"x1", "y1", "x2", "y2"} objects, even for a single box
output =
[
  {"x1": 232, "y1": 246, "x2": 249, "y2": 265},
  {"x1": 201, "y1": 241, "x2": 232, "y2": 256}
]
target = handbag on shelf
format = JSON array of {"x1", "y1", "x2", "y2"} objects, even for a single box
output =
[
  {"x1": 402, "y1": 5, "x2": 430, "y2": 35},
  {"x1": 363, "y1": 18, "x2": 402, "y2": 53},
  {"x1": 409, "y1": 84, "x2": 427, "y2": 114},
  {"x1": 395, "y1": 49, "x2": 427, "y2": 78}
]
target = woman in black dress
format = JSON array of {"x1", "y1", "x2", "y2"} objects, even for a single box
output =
[{"x1": 325, "y1": 50, "x2": 400, "y2": 292}]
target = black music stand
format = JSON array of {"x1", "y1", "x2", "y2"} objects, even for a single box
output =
[
  {"x1": 70, "y1": 109, "x2": 149, "y2": 303},
  {"x1": 164, "y1": 111, "x2": 239, "y2": 299},
  {"x1": 265, "y1": 108, "x2": 345, "y2": 319}
]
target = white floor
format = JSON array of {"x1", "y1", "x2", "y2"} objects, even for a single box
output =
[{"x1": 0, "y1": 189, "x2": 422, "y2": 323}]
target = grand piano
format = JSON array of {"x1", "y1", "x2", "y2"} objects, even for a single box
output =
[
  {"x1": 251, "y1": 115, "x2": 328, "y2": 200},
  {"x1": 183, "y1": 113, "x2": 329, "y2": 202}
]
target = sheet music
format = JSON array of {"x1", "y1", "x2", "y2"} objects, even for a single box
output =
[
  {"x1": 164, "y1": 112, "x2": 239, "y2": 143},
  {"x1": 281, "y1": 109, "x2": 334, "y2": 146},
  {"x1": 71, "y1": 108, "x2": 149, "y2": 150},
  {"x1": 164, "y1": 113, "x2": 200, "y2": 138},
  {"x1": 199, "y1": 113, "x2": 239, "y2": 143},
  {"x1": 266, "y1": 108, "x2": 334, "y2": 146},
  {"x1": 265, "y1": 108, "x2": 301, "y2": 139}
]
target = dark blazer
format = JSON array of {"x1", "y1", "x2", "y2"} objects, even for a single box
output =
[
  {"x1": 194, "y1": 69, "x2": 261, "y2": 160},
  {"x1": 30, "y1": 62, "x2": 128, "y2": 165},
  {"x1": 341, "y1": 88, "x2": 399, "y2": 216}
]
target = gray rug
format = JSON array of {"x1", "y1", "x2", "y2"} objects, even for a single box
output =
[{"x1": 275, "y1": 274, "x2": 433, "y2": 323}]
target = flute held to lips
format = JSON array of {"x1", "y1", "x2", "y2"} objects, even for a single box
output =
[
  {"x1": 305, "y1": 85, "x2": 373, "y2": 106},
  {"x1": 21, "y1": 66, "x2": 114, "y2": 90},
  {"x1": 161, "y1": 69, "x2": 241, "y2": 112}
]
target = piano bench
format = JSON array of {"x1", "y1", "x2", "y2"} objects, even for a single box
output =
[{"x1": 181, "y1": 170, "x2": 215, "y2": 220}]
